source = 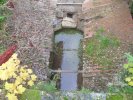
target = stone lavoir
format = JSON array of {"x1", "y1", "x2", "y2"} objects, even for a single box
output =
[{"x1": 11, "y1": 0, "x2": 133, "y2": 92}]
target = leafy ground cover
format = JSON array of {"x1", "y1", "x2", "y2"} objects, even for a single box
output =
[
  {"x1": 85, "y1": 28, "x2": 124, "y2": 67},
  {"x1": 0, "y1": 0, "x2": 14, "y2": 54}
]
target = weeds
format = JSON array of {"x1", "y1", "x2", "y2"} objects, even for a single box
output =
[
  {"x1": 30, "y1": 81, "x2": 57, "y2": 93},
  {"x1": 85, "y1": 28, "x2": 120, "y2": 66}
]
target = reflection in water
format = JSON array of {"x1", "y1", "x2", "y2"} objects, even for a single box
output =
[{"x1": 54, "y1": 30, "x2": 83, "y2": 91}]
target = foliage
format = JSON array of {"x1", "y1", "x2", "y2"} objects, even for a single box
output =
[
  {"x1": 0, "y1": 16, "x2": 6, "y2": 22},
  {"x1": 123, "y1": 53, "x2": 133, "y2": 86},
  {"x1": 78, "y1": 87, "x2": 92, "y2": 94},
  {"x1": 30, "y1": 81, "x2": 57, "y2": 93},
  {"x1": 107, "y1": 94, "x2": 123, "y2": 100},
  {"x1": 0, "y1": 53, "x2": 37, "y2": 100},
  {"x1": 0, "y1": 0, "x2": 6, "y2": 30},
  {"x1": 86, "y1": 28, "x2": 120, "y2": 55},
  {"x1": 129, "y1": 0, "x2": 133, "y2": 15},
  {"x1": 19, "y1": 89, "x2": 41, "y2": 100},
  {"x1": 85, "y1": 28, "x2": 120, "y2": 66},
  {"x1": 0, "y1": 0, "x2": 7, "y2": 5},
  {"x1": 0, "y1": 44, "x2": 5, "y2": 54},
  {"x1": 0, "y1": 0, "x2": 13, "y2": 53},
  {"x1": 107, "y1": 85, "x2": 133, "y2": 94}
]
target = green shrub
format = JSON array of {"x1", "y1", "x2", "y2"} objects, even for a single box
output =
[
  {"x1": 30, "y1": 81, "x2": 57, "y2": 93},
  {"x1": 0, "y1": 0, "x2": 7, "y2": 5},
  {"x1": 107, "y1": 85, "x2": 133, "y2": 93},
  {"x1": 19, "y1": 89, "x2": 41, "y2": 100},
  {"x1": 123, "y1": 53, "x2": 133, "y2": 86},
  {"x1": 107, "y1": 94, "x2": 123, "y2": 100}
]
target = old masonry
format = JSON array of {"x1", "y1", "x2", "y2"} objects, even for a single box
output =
[{"x1": 9, "y1": 0, "x2": 133, "y2": 91}]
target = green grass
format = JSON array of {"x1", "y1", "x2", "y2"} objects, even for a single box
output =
[
  {"x1": 19, "y1": 89, "x2": 41, "y2": 100},
  {"x1": 107, "y1": 94, "x2": 123, "y2": 100},
  {"x1": 107, "y1": 85, "x2": 133, "y2": 94},
  {"x1": 30, "y1": 81, "x2": 57, "y2": 93},
  {"x1": 85, "y1": 28, "x2": 120, "y2": 66},
  {"x1": 0, "y1": 0, "x2": 7, "y2": 5}
]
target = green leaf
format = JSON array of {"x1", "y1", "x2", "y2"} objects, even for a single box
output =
[
  {"x1": 0, "y1": 0, "x2": 7, "y2": 4},
  {"x1": 128, "y1": 63, "x2": 133, "y2": 67},
  {"x1": 124, "y1": 64, "x2": 129, "y2": 69},
  {"x1": 31, "y1": 81, "x2": 57, "y2": 93},
  {"x1": 128, "y1": 68, "x2": 133, "y2": 73},
  {"x1": 125, "y1": 53, "x2": 133, "y2": 63},
  {"x1": 63, "y1": 97, "x2": 69, "y2": 100},
  {"x1": 0, "y1": 16, "x2": 6, "y2": 22},
  {"x1": 19, "y1": 89, "x2": 41, "y2": 100},
  {"x1": 125, "y1": 77, "x2": 131, "y2": 82},
  {"x1": 128, "y1": 81, "x2": 133, "y2": 86}
]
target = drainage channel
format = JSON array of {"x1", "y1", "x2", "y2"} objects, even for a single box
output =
[{"x1": 51, "y1": 29, "x2": 83, "y2": 91}]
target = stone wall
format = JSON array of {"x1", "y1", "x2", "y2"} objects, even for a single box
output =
[
  {"x1": 12, "y1": 0, "x2": 55, "y2": 80},
  {"x1": 82, "y1": 0, "x2": 133, "y2": 91},
  {"x1": 83, "y1": 0, "x2": 133, "y2": 41},
  {"x1": 57, "y1": 0, "x2": 84, "y2": 3},
  {"x1": 53, "y1": 0, "x2": 85, "y2": 31}
]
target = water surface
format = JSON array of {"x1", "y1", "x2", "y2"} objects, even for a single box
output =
[{"x1": 55, "y1": 30, "x2": 83, "y2": 91}]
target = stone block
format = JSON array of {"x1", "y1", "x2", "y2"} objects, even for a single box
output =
[{"x1": 62, "y1": 17, "x2": 77, "y2": 28}]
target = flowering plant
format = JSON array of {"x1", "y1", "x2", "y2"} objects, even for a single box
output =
[
  {"x1": 0, "y1": 53, "x2": 37, "y2": 100},
  {"x1": 124, "y1": 53, "x2": 133, "y2": 86}
]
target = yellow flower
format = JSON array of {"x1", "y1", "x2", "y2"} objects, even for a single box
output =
[
  {"x1": 12, "y1": 73, "x2": 17, "y2": 78},
  {"x1": 128, "y1": 81, "x2": 133, "y2": 86},
  {"x1": 20, "y1": 67, "x2": 26, "y2": 73},
  {"x1": 28, "y1": 80, "x2": 34, "y2": 86},
  {"x1": 0, "y1": 53, "x2": 38, "y2": 100},
  {"x1": 5, "y1": 82, "x2": 16, "y2": 92},
  {"x1": 0, "y1": 71, "x2": 9, "y2": 80},
  {"x1": 0, "y1": 70, "x2": 3, "y2": 75},
  {"x1": 12, "y1": 53, "x2": 18, "y2": 59},
  {"x1": 1, "y1": 63, "x2": 7, "y2": 68},
  {"x1": 15, "y1": 77, "x2": 22, "y2": 86},
  {"x1": 125, "y1": 77, "x2": 131, "y2": 82},
  {"x1": 17, "y1": 85, "x2": 26, "y2": 94},
  {"x1": 20, "y1": 72, "x2": 29, "y2": 80},
  {"x1": 31, "y1": 75, "x2": 37, "y2": 81},
  {"x1": 14, "y1": 89, "x2": 19, "y2": 94},
  {"x1": 6, "y1": 93, "x2": 18, "y2": 100},
  {"x1": 27, "y1": 69, "x2": 33, "y2": 74},
  {"x1": 14, "y1": 59, "x2": 20, "y2": 65},
  {"x1": 6, "y1": 66, "x2": 17, "y2": 78}
]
